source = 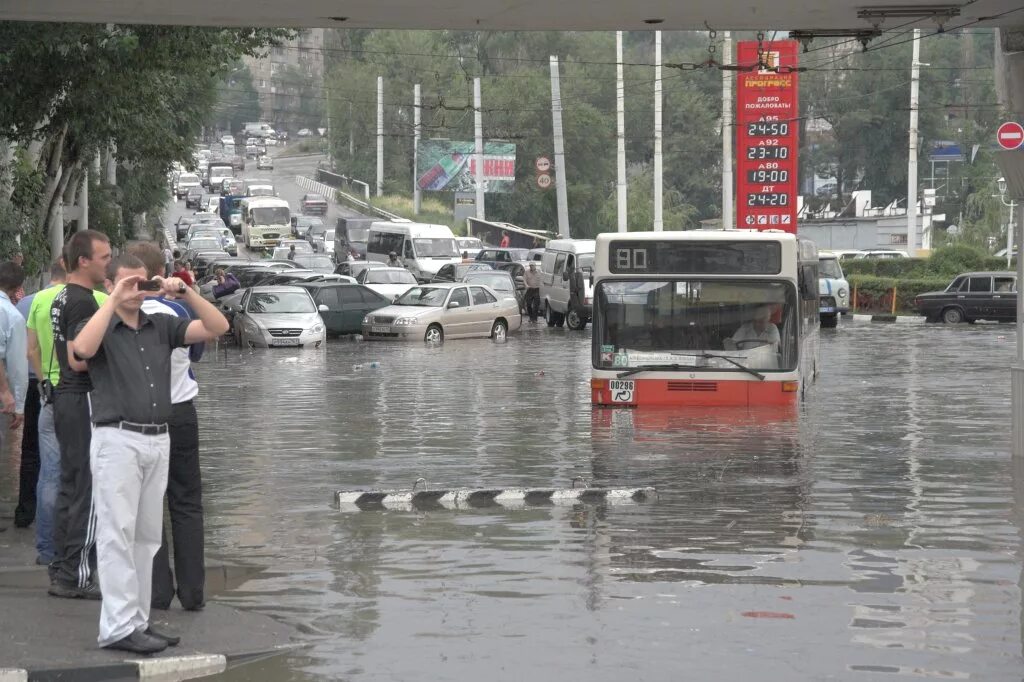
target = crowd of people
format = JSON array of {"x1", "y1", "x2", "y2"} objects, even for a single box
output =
[{"x1": 2, "y1": 231, "x2": 229, "y2": 655}]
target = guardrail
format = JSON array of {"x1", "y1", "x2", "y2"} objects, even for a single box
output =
[
  {"x1": 295, "y1": 175, "x2": 402, "y2": 221},
  {"x1": 316, "y1": 168, "x2": 371, "y2": 201}
]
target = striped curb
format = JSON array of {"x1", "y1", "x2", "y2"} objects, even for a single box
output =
[
  {"x1": 22, "y1": 654, "x2": 230, "y2": 682},
  {"x1": 336, "y1": 486, "x2": 657, "y2": 511},
  {"x1": 848, "y1": 313, "x2": 924, "y2": 324}
]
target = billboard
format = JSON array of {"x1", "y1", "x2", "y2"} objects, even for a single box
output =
[
  {"x1": 735, "y1": 41, "x2": 799, "y2": 233},
  {"x1": 416, "y1": 140, "x2": 516, "y2": 193}
]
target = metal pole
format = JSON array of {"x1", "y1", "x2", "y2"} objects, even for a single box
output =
[
  {"x1": 907, "y1": 29, "x2": 921, "y2": 255},
  {"x1": 1007, "y1": 199, "x2": 1015, "y2": 269},
  {"x1": 549, "y1": 56, "x2": 570, "y2": 238},
  {"x1": 413, "y1": 83, "x2": 421, "y2": 215},
  {"x1": 616, "y1": 31, "x2": 627, "y2": 233},
  {"x1": 722, "y1": 31, "x2": 734, "y2": 231},
  {"x1": 474, "y1": 77, "x2": 485, "y2": 220},
  {"x1": 1014, "y1": 204, "x2": 1024, "y2": 458},
  {"x1": 376, "y1": 76, "x2": 384, "y2": 197},
  {"x1": 653, "y1": 31, "x2": 663, "y2": 231}
]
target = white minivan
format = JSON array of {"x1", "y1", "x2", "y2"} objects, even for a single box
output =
[
  {"x1": 540, "y1": 239, "x2": 596, "y2": 330},
  {"x1": 366, "y1": 222, "x2": 462, "y2": 282},
  {"x1": 818, "y1": 251, "x2": 850, "y2": 328}
]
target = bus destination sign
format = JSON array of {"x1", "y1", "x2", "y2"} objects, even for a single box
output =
[{"x1": 735, "y1": 40, "x2": 799, "y2": 234}]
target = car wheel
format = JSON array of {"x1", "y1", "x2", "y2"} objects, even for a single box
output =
[
  {"x1": 544, "y1": 303, "x2": 557, "y2": 328},
  {"x1": 566, "y1": 309, "x2": 586, "y2": 330},
  {"x1": 941, "y1": 307, "x2": 964, "y2": 324},
  {"x1": 491, "y1": 319, "x2": 508, "y2": 342},
  {"x1": 820, "y1": 313, "x2": 838, "y2": 328},
  {"x1": 424, "y1": 324, "x2": 444, "y2": 344}
]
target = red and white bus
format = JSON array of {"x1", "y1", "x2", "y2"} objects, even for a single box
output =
[{"x1": 590, "y1": 230, "x2": 820, "y2": 408}]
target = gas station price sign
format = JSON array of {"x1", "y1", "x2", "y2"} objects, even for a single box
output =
[{"x1": 735, "y1": 40, "x2": 799, "y2": 233}]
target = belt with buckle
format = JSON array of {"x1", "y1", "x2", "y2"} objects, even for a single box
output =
[{"x1": 97, "y1": 421, "x2": 168, "y2": 436}]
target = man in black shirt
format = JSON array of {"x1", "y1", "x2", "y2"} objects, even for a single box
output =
[
  {"x1": 49, "y1": 230, "x2": 110, "y2": 599},
  {"x1": 73, "y1": 254, "x2": 228, "y2": 654}
]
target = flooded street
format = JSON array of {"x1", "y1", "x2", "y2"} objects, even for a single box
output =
[{"x1": 191, "y1": 320, "x2": 1022, "y2": 680}]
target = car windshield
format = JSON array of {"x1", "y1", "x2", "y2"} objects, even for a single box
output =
[
  {"x1": 396, "y1": 287, "x2": 450, "y2": 307},
  {"x1": 248, "y1": 187, "x2": 274, "y2": 197},
  {"x1": 246, "y1": 291, "x2": 315, "y2": 314},
  {"x1": 465, "y1": 273, "x2": 513, "y2": 292},
  {"x1": 188, "y1": 239, "x2": 221, "y2": 251},
  {"x1": 819, "y1": 258, "x2": 843, "y2": 279},
  {"x1": 593, "y1": 280, "x2": 797, "y2": 372},
  {"x1": 292, "y1": 255, "x2": 334, "y2": 271},
  {"x1": 413, "y1": 238, "x2": 459, "y2": 258},
  {"x1": 179, "y1": 174, "x2": 199, "y2": 183},
  {"x1": 299, "y1": 218, "x2": 323, "y2": 229},
  {"x1": 348, "y1": 226, "x2": 370, "y2": 242},
  {"x1": 367, "y1": 270, "x2": 418, "y2": 284},
  {"x1": 251, "y1": 207, "x2": 289, "y2": 225},
  {"x1": 304, "y1": 194, "x2": 326, "y2": 203}
]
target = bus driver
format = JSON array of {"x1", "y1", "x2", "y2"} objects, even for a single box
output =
[{"x1": 724, "y1": 306, "x2": 780, "y2": 353}]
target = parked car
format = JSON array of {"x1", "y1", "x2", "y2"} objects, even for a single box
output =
[
  {"x1": 334, "y1": 260, "x2": 387, "y2": 280},
  {"x1": 175, "y1": 216, "x2": 196, "y2": 241},
  {"x1": 290, "y1": 254, "x2": 336, "y2": 274},
  {"x1": 300, "y1": 193, "x2": 328, "y2": 216},
  {"x1": 185, "y1": 188, "x2": 205, "y2": 209},
  {"x1": 357, "y1": 266, "x2": 418, "y2": 301},
  {"x1": 475, "y1": 248, "x2": 531, "y2": 268},
  {"x1": 270, "y1": 242, "x2": 314, "y2": 260},
  {"x1": 231, "y1": 264, "x2": 297, "y2": 289},
  {"x1": 297, "y1": 128, "x2": 312, "y2": 137},
  {"x1": 818, "y1": 253, "x2": 850, "y2": 328},
  {"x1": 855, "y1": 249, "x2": 908, "y2": 259},
  {"x1": 230, "y1": 286, "x2": 326, "y2": 349},
  {"x1": 183, "y1": 237, "x2": 223, "y2": 255},
  {"x1": 462, "y1": 270, "x2": 521, "y2": 310},
  {"x1": 361, "y1": 283, "x2": 522, "y2": 343},
  {"x1": 915, "y1": 271, "x2": 1017, "y2": 324},
  {"x1": 299, "y1": 282, "x2": 390, "y2": 336},
  {"x1": 431, "y1": 262, "x2": 492, "y2": 283},
  {"x1": 292, "y1": 215, "x2": 324, "y2": 238},
  {"x1": 191, "y1": 226, "x2": 236, "y2": 257},
  {"x1": 174, "y1": 172, "x2": 201, "y2": 199},
  {"x1": 257, "y1": 155, "x2": 273, "y2": 170},
  {"x1": 456, "y1": 237, "x2": 483, "y2": 259}
]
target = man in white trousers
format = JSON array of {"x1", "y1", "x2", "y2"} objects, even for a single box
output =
[{"x1": 71, "y1": 254, "x2": 228, "y2": 654}]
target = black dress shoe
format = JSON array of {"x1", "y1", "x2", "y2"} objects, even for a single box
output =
[
  {"x1": 144, "y1": 625, "x2": 180, "y2": 647},
  {"x1": 102, "y1": 631, "x2": 168, "y2": 655}
]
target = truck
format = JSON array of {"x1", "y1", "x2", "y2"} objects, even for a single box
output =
[
  {"x1": 240, "y1": 196, "x2": 290, "y2": 251},
  {"x1": 219, "y1": 195, "x2": 244, "y2": 236},
  {"x1": 243, "y1": 122, "x2": 276, "y2": 139},
  {"x1": 207, "y1": 162, "x2": 234, "y2": 192}
]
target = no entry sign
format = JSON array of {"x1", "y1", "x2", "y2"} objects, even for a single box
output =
[
  {"x1": 997, "y1": 121, "x2": 1024, "y2": 150},
  {"x1": 735, "y1": 40, "x2": 800, "y2": 234}
]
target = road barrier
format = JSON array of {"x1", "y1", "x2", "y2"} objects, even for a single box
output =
[
  {"x1": 336, "y1": 480, "x2": 657, "y2": 511},
  {"x1": 295, "y1": 175, "x2": 401, "y2": 221}
]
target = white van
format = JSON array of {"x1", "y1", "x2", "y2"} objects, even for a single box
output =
[
  {"x1": 818, "y1": 251, "x2": 850, "y2": 328},
  {"x1": 366, "y1": 222, "x2": 461, "y2": 282},
  {"x1": 540, "y1": 239, "x2": 595, "y2": 330}
]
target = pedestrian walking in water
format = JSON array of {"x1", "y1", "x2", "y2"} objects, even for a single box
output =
[
  {"x1": 72, "y1": 254, "x2": 227, "y2": 653},
  {"x1": 24, "y1": 260, "x2": 71, "y2": 566},
  {"x1": 49, "y1": 230, "x2": 110, "y2": 600},
  {"x1": 129, "y1": 243, "x2": 209, "y2": 613},
  {"x1": 524, "y1": 262, "x2": 542, "y2": 323}
]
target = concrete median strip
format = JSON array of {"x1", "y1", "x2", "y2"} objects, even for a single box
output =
[
  {"x1": 0, "y1": 669, "x2": 28, "y2": 682},
  {"x1": 848, "y1": 314, "x2": 924, "y2": 324},
  {"x1": 336, "y1": 486, "x2": 657, "y2": 511},
  {"x1": 132, "y1": 654, "x2": 227, "y2": 679}
]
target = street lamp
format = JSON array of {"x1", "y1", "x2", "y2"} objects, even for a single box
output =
[{"x1": 998, "y1": 177, "x2": 1016, "y2": 268}]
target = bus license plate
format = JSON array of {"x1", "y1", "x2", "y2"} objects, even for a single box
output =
[{"x1": 608, "y1": 379, "x2": 635, "y2": 403}]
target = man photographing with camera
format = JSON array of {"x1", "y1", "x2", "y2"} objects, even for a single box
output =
[{"x1": 71, "y1": 255, "x2": 228, "y2": 654}]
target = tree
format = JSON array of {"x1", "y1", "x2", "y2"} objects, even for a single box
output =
[{"x1": 215, "y1": 63, "x2": 262, "y2": 134}]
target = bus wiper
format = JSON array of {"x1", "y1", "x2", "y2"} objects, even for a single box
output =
[
  {"x1": 699, "y1": 353, "x2": 766, "y2": 381},
  {"x1": 616, "y1": 363, "x2": 690, "y2": 378}
]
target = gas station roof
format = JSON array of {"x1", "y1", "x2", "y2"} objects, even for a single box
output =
[{"x1": 4, "y1": 0, "x2": 1022, "y2": 31}]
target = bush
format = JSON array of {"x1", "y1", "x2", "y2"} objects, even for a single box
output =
[
  {"x1": 849, "y1": 274, "x2": 949, "y2": 313},
  {"x1": 925, "y1": 244, "x2": 987, "y2": 276}
]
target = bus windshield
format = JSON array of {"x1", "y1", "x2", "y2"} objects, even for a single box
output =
[
  {"x1": 593, "y1": 279, "x2": 797, "y2": 372},
  {"x1": 251, "y1": 207, "x2": 289, "y2": 225}
]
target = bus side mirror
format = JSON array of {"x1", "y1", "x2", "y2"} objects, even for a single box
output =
[{"x1": 799, "y1": 265, "x2": 818, "y2": 301}]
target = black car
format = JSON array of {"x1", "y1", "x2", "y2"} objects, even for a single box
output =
[
  {"x1": 914, "y1": 271, "x2": 1017, "y2": 323},
  {"x1": 475, "y1": 248, "x2": 530, "y2": 268},
  {"x1": 185, "y1": 188, "x2": 205, "y2": 210},
  {"x1": 298, "y1": 282, "x2": 390, "y2": 336}
]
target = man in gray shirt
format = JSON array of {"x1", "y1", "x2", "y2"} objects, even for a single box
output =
[{"x1": 71, "y1": 254, "x2": 228, "y2": 654}]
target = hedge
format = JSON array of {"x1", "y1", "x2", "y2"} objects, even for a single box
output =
[
  {"x1": 848, "y1": 274, "x2": 949, "y2": 314},
  {"x1": 839, "y1": 245, "x2": 1009, "y2": 280}
]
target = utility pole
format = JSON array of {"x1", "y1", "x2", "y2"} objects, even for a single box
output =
[
  {"x1": 616, "y1": 31, "x2": 627, "y2": 232},
  {"x1": 907, "y1": 29, "x2": 921, "y2": 255},
  {"x1": 653, "y1": 31, "x2": 664, "y2": 231},
  {"x1": 413, "y1": 83, "x2": 421, "y2": 215},
  {"x1": 550, "y1": 55, "x2": 570, "y2": 238},
  {"x1": 376, "y1": 76, "x2": 384, "y2": 197},
  {"x1": 349, "y1": 101, "x2": 354, "y2": 159},
  {"x1": 722, "y1": 31, "x2": 734, "y2": 230},
  {"x1": 474, "y1": 77, "x2": 485, "y2": 220}
]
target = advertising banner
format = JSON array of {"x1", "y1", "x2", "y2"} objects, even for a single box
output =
[
  {"x1": 735, "y1": 40, "x2": 799, "y2": 233},
  {"x1": 416, "y1": 140, "x2": 517, "y2": 193}
]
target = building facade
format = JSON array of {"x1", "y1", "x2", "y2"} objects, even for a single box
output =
[{"x1": 244, "y1": 29, "x2": 325, "y2": 134}]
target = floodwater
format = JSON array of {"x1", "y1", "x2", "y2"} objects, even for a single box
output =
[{"x1": 187, "y1": 320, "x2": 1024, "y2": 681}]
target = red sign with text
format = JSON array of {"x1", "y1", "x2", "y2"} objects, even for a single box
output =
[{"x1": 735, "y1": 41, "x2": 799, "y2": 233}]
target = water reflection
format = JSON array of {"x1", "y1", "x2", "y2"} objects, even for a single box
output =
[{"x1": 183, "y1": 324, "x2": 1024, "y2": 679}]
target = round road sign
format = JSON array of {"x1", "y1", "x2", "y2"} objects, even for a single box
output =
[
  {"x1": 535, "y1": 156, "x2": 552, "y2": 173},
  {"x1": 997, "y1": 121, "x2": 1024, "y2": 150},
  {"x1": 536, "y1": 173, "x2": 552, "y2": 189}
]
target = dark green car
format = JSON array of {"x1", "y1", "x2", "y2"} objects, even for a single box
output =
[{"x1": 299, "y1": 282, "x2": 391, "y2": 336}]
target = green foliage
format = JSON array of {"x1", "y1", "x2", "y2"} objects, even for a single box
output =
[
  {"x1": 848, "y1": 274, "x2": 950, "y2": 313},
  {"x1": 88, "y1": 180, "x2": 126, "y2": 247},
  {"x1": 214, "y1": 63, "x2": 262, "y2": 134}
]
